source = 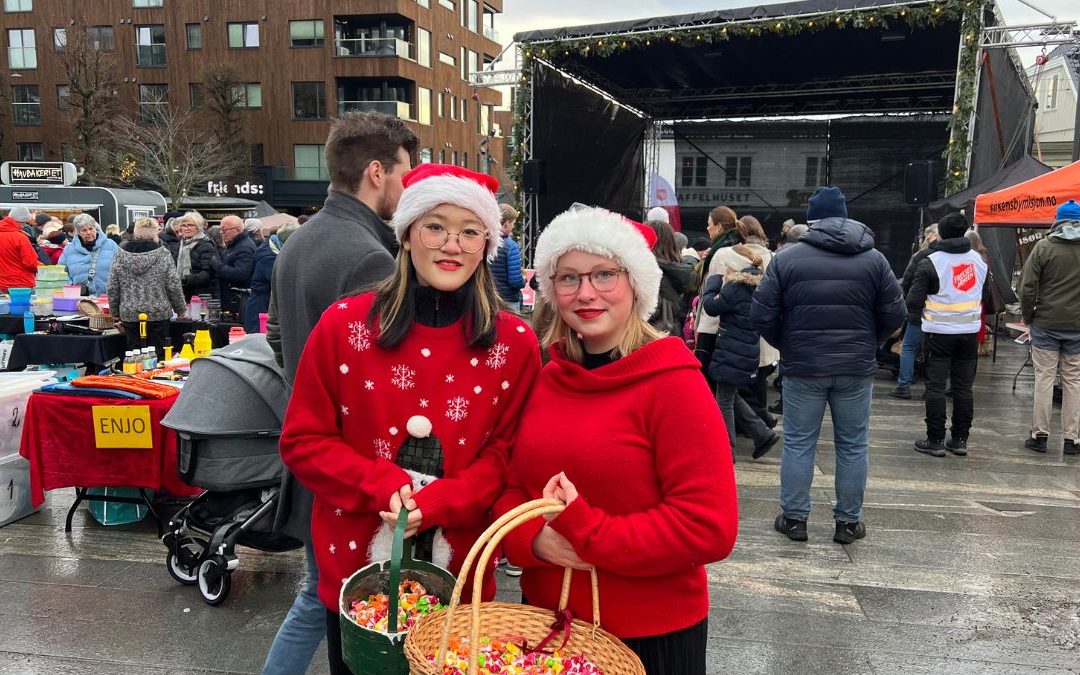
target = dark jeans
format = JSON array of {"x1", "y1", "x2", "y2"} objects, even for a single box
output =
[
  {"x1": 739, "y1": 366, "x2": 773, "y2": 420},
  {"x1": 325, "y1": 610, "x2": 351, "y2": 675},
  {"x1": 924, "y1": 332, "x2": 979, "y2": 441},
  {"x1": 716, "y1": 382, "x2": 772, "y2": 454},
  {"x1": 121, "y1": 319, "x2": 171, "y2": 361}
]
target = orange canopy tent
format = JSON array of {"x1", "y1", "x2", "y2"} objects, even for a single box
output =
[{"x1": 974, "y1": 159, "x2": 1080, "y2": 227}]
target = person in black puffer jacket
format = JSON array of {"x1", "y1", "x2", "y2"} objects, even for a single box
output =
[
  {"x1": 171, "y1": 210, "x2": 220, "y2": 299},
  {"x1": 750, "y1": 187, "x2": 905, "y2": 545},
  {"x1": 702, "y1": 244, "x2": 780, "y2": 461}
]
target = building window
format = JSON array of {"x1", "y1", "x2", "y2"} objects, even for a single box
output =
[
  {"x1": 438, "y1": 0, "x2": 455, "y2": 9},
  {"x1": 437, "y1": 92, "x2": 444, "y2": 117},
  {"x1": 234, "y1": 83, "x2": 262, "y2": 108},
  {"x1": 417, "y1": 0, "x2": 430, "y2": 7},
  {"x1": 292, "y1": 81, "x2": 325, "y2": 120},
  {"x1": 460, "y1": 97, "x2": 467, "y2": 123},
  {"x1": 479, "y1": 153, "x2": 490, "y2": 174},
  {"x1": 439, "y1": 149, "x2": 446, "y2": 163},
  {"x1": 228, "y1": 22, "x2": 259, "y2": 49},
  {"x1": 805, "y1": 157, "x2": 825, "y2": 188},
  {"x1": 450, "y1": 95, "x2": 457, "y2": 120},
  {"x1": 133, "y1": 0, "x2": 163, "y2": 6},
  {"x1": 88, "y1": 26, "x2": 114, "y2": 51},
  {"x1": 53, "y1": 28, "x2": 66, "y2": 51},
  {"x1": 467, "y1": 0, "x2": 479, "y2": 32},
  {"x1": 7, "y1": 28, "x2": 35, "y2": 69},
  {"x1": 12, "y1": 84, "x2": 40, "y2": 125},
  {"x1": 294, "y1": 144, "x2": 328, "y2": 180},
  {"x1": 1045, "y1": 75, "x2": 1058, "y2": 110},
  {"x1": 724, "y1": 156, "x2": 752, "y2": 187},
  {"x1": 417, "y1": 86, "x2": 431, "y2": 124},
  {"x1": 437, "y1": 51, "x2": 455, "y2": 67},
  {"x1": 451, "y1": 150, "x2": 457, "y2": 165},
  {"x1": 461, "y1": 152, "x2": 468, "y2": 169},
  {"x1": 250, "y1": 144, "x2": 264, "y2": 166},
  {"x1": 135, "y1": 25, "x2": 166, "y2": 67},
  {"x1": 186, "y1": 23, "x2": 201, "y2": 50},
  {"x1": 466, "y1": 50, "x2": 478, "y2": 82},
  {"x1": 680, "y1": 156, "x2": 707, "y2": 187},
  {"x1": 16, "y1": 142, "x2": 43, "y2": 161},
  {"x1": 417, "y1": 28, "x2": 430, "y2": 67},
  {"x1": 4, "y1": 0, "x2": 31, "y2": 11},
  {"x1": 189, "y1": 83, "x2": 203, "y2": 109},
  {"x1": 57, "y1": 84, "x2": 71, "y2": 110},
  {"x1": 419, "y1": 147, "x2": 433, "y2": 163},
  {"x1": 290, "y1": 20, "x2": 324, "y2": 47},
  {"x1": 139, "y1": 83, "x2": 168, "y2": 124}
]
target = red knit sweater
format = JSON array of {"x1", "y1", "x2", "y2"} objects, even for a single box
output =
[
  {"x1": 493, "y1": 337, "x2": 738, "y2": 639},
  {"x1": 280, "y1": 292, "x2": 541, "y2": 608}
]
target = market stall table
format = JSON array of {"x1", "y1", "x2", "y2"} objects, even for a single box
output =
[
  {"x1": 6, "y1": 331, "x2": 126, "y2": 372},
  {"x1": 18, "y1": 390, "x2": 199, "y2": 533}
]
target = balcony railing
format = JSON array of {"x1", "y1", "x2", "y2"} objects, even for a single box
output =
[
  {"x1": 483, "y1": 25, "x2": 499, "y2": 42},
  {"x1": 338, "y1": 100, "x2": 411, "y2": 119},
  {"x1": 135, "y1": 44, "x2": 166, "y2": 67},
  {"x1": 334, "y1": 37, "x2": 411, "y2": 58}
]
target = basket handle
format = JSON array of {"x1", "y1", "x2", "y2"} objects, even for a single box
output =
[
  {"x1": 387, "y1": 506, "x2": 409, "y2": 634},
  {"x1": 434, "y1": 499, "x2": 601, "y2": 675}
]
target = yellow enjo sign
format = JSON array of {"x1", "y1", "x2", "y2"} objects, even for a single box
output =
[{"x1": 92, "y1": 406, "x2": 153, "y2": 449}]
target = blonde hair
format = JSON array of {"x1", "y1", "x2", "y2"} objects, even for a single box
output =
[
  {"x1": 177, "y1": 211, "x2": 206, "y2": 232},
  {"x1": 132, "y1": 217, "x2": 160, "y2": 242},
  {"x1": 540, "y1": 296, "x2": 665, "y2": 364},
  {"x1": 105, "y1": 223, "x2": 121, "y2": 236},
  {"x1": 499, "y1": 203, "x2": 519, "y2": 224}
]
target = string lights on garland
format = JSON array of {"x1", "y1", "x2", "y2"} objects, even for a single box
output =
[{"x1": 512, "y1": 0, "x2": 988, "y2": 197}]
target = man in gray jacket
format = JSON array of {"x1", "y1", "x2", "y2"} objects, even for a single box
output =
[{"x1": 261, "y1": 111, "x2": 416, "y2": 674}]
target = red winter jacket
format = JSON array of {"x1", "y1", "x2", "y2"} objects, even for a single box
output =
[{"x1": 0, "y1": 217, "x2": 41, "y2": 292}]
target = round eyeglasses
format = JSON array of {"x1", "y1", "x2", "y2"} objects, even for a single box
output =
[
  {"x1": 418, "y1": 223, "x2": 487, "y2": 254},
  {"x1": 550, "y1": 268, "x2": 626, "y2": 295}
]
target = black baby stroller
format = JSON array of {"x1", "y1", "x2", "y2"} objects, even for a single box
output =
[{"x1": 161, "y1": 334, "x2": 300, "y2": 605}]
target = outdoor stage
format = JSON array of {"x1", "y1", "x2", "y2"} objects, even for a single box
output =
[{"x1": 1, "y1": 338, "x2": 1076, "y2": 673}]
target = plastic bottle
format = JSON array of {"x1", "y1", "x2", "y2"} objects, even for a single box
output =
[
  {"x1": 193, "y1": 329, "x2": 213, "y2": 358},
  {"x1": 133, "y1": 351, "x2": 144, "y2": 373},
  {"x1": 144, "y1": 347, "x2": 156, "y2": 371},
  {"x1": 122, "y1": 351, "x2": 137, "y2": 375},
  {"x1": 163, "y1": 338, "x2": 173, "y2": 362},
  {"x1": 22, "y1": 310, "x2": 34, "y2": 334},
  {"x1": 188, "y1": 296, "x2": 202, "y2": 319},
  {"x1": 228, "y1": 326, "x2": 246, "y2": 344}
]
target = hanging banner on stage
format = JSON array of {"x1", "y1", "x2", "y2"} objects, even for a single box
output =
[{"x1": 92, "y1": 406, "x2": 153, "y2": 449}]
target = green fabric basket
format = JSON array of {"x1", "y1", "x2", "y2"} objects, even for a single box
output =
[{"x1": 339, "y1": 510, "x2": 456, "y2": 675}]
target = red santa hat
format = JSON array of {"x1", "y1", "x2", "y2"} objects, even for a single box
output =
[
  {"x1": 533, "y1": 205, "x2": 662, "y2": 320},
  {"x1": 391, "y1": 163, "x2": 502, "y2": 260}
]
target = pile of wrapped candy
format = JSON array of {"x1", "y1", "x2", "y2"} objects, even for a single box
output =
[
  {"x1": 431, "y1": 637, "x2": 605, "y2": 674},
  {"x1": 345, "y1": 579, "x2": 444, "y2": 633}
]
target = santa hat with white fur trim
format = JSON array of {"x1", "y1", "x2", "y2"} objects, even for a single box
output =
[
  {"x1": 391, "y1": 163, "x2": 502, "y2": 260},
  {"x1": 534, "y1": 205, "x2": 662, "y2": 320}
]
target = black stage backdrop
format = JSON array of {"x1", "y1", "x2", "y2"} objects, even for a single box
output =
[{"x1": 532, "y1": 61, "x2": 649, "y2": 231}]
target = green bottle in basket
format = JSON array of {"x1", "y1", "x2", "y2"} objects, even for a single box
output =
[{"x1": 339, "y1": 508, "x2": 456, "y2": 675}]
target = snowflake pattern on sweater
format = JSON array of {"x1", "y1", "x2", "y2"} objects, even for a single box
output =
[{"x1": 279, "y1": 291, "x2": 541, "y2": 610}]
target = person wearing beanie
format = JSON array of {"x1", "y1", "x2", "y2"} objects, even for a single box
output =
[
  {"x1": 33, "y1": 211, "x2": 51, "y2": 232},
  {"x1": 493, "y1": 205, "x2": 736, "y2": 673},
  {"x1": 646, "y1": 205, "x2": 670, "y2": 224},
  {"x1": 490, "y1": 203, "x2": 526, "y2": 308},
  {"x1": 0, "y1": 207, "x2": 42, "y2": 291},
  {"x1": 1018, "y1": 198, "x2": 1080, "y2": 456},
  {"x1": 906, "y1": 212, "x2": 991, "y2": 458},
  {"x1": 263, "y1": 111, "x2": 418, "y2": 675},
  {"x1": 278, "y1": 163, "x2": 541, "y2": 674},
  {"x1": 751, "y1": 186, "x2": 904, "y2": 545}
]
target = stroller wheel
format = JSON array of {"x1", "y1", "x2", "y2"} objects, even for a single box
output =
[
  {"x1": 165, "y1": 537, "x2": 206, "y2": 586},
  {"x1": 197, "y1": 558, "x2": 232, "y2": 606}
]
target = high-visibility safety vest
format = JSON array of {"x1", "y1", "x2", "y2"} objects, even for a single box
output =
[{"x1": 921, "y1": 250, "x2": 987, "y2": 335}]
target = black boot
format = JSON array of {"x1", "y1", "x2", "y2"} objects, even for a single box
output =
[{"x1": 1024, "y1": 434, "x2": 1048, "y2": 453}]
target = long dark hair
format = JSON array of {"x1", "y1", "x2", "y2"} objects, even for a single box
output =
[
  {"x1": 649, "y1": 219, "x2": 681, "y2": 263},
  {"x1": 367, "y1": 246, "x2": 500, "y2": 350}
]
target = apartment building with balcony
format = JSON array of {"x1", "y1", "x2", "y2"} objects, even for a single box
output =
[{"x1": 0, "y1": 0, "x2": 509, "y2": 209}]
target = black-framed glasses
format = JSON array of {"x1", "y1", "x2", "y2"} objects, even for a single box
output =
[
  {"x1": 550, "y1": 268, "x2": 626, "y2": 294},
  {"x1": 418, "y1": 223, "x2": 487, "y2": 254}
]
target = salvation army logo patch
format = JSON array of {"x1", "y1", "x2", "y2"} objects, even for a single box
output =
[{"x1": 952, "y1": 263, "x2": 976, "y2": 292}]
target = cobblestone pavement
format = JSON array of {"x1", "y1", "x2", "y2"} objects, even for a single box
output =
[{"x1": 1, "y1": 340, "x2": 1077, "y2": 674}]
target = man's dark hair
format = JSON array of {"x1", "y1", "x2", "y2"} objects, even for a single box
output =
[{"x1": 325, "y1": 111, "x2": 418, "y2": 194}]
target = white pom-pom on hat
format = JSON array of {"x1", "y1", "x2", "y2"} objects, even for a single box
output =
[
  {"x1": 406, "y1": 415, "x2": 433, "y2": 438},
  {"x1": 391, "y1": 163, "x2": 502, "y2": 261}
]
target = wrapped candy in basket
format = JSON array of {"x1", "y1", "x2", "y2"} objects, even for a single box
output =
[{"x1": 404, "y1": 498, "x2": 645, "y2": 675}]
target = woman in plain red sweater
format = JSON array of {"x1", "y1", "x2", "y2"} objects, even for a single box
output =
[
  {"x1": 494, "y1": 206, "x2": 738, "y2": 675},
  {"x1": 279, "y1": 165, "x2": 540, "y2": 674}
]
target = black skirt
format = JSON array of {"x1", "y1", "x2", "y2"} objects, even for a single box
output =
[{"x1": 622, "y1": 617, "x2": 709, "y2": 675}]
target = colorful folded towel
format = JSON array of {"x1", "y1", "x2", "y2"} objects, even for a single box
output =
[{"x1": 71, "y1": 375, "x2": 179, "y2": 400}]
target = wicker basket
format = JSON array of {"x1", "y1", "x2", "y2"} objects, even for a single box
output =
[
  {"x1": 404, "y1": 498, "x2": 645, "y2": 675},
  {"x1": 77, "y1": 299, "x2": 116, "y2": 331}
]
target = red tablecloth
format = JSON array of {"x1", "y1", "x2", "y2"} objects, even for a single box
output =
[{"x1": 18, "y1": 391, "x2": 200, "y2": 507}]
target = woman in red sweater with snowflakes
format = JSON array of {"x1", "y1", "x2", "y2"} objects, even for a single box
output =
[
  {"x1": 279, "y1": 164, "x2": 540, "y2": 674},
  {"x1": 494, "y1": 206, "x2": 738, "y2": 675}
]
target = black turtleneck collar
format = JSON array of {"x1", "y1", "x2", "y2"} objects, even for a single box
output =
[
  {"x1": 413, "y1": 285, "x2": 467, "y2": 328},
  {"x1": 582, "y1": 348, "x2": 620, "y2": 370}
]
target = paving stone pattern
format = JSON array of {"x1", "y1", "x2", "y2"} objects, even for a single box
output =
[{"x1": 0, "y1": 341, "x2": 1077, "y2": 674}]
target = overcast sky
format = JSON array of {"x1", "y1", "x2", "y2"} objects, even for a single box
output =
[{"x1": 497, "y1": 0, "x2": 1078, "y2": 66}]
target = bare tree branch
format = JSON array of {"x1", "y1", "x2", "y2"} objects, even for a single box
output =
[
  {"x1": 200, "y1": 63, "x2": 249, "y2": 181},
  {"x1": 59, "y1": 24, "x2": 120, "y2": 181}
]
